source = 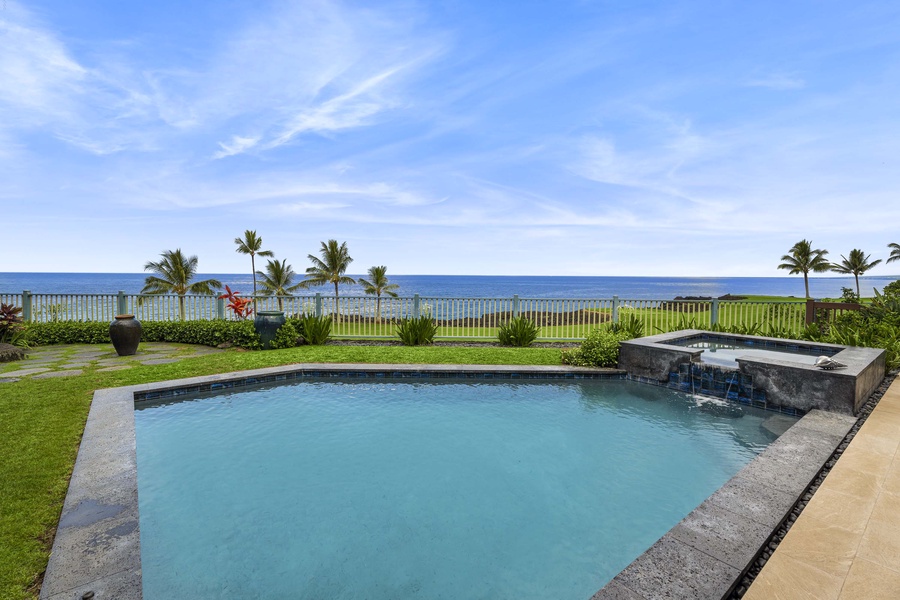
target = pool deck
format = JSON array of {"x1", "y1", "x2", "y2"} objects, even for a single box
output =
[{"x1": 744, "y1": 375, "x2": 900, "y2": 599}]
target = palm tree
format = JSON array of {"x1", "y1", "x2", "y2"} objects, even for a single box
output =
[
  {"x1": 888, "y1": 242, "x2": 900, "y2": 264},
  {"x1": 256, "y1": 259, "x2": 304, "y2": 311},
  {"x1": 831, "y1": 249, "x2": 882, "y2": 298},
  {"x1": 234, "y1": 230, "x2": 274, "y2": 309},
  {"x1": 300, "y1": 240, "x2": 356, "y2": 321},
  {"x1": 777, "y1": 239, "x2": 831, "y2": 299},
  {"x1": 141, "y1": 249, "x2": 222, "y2": 320},
  {"x1": 358, "y1": 265, "x2": 400, "y2": 322}
]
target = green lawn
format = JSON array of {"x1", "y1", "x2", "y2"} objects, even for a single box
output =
[{"x1": 0, "y1": 343, "x2": 563, "y2": 600}]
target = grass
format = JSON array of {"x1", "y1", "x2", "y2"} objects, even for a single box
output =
[{"x1": 0, "y1": 343, "x2": 563, "y2": 600}]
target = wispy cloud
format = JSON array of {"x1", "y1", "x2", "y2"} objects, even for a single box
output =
[
  {"x1": 213, "y1": 135, "x2": 261, "y2": 159},
  {"x1": 744, "y1": 73, "x2": 806, "y2": 90},
  {"x1": 0, "y1": 6, "x2": 87, "y2": 124}
]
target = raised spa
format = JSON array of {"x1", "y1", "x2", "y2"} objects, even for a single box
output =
[{"x1": 619, "y1": 330, "x2": 885, "y2": 415}]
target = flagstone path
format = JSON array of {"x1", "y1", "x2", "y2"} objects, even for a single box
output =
[{"x1": 0, "y1": 343, "x2": 224, "y2": 382}]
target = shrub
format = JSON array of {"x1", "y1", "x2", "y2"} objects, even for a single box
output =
[
  {"x1": 0, "y1": 303, "x2": 26, "y2": 346},
  {"x1": 497, "y1": 316, "x2": 540, "y2": 347},
  {"x1": 24, "y1": 319, "x2": 262, "y2": 349},
  {"x1": 24, "y1": 321, "x2": 110, "y2": 345},
  {"x1": 840, "y1": 287, "x2": 860, "y2": 303},
  {"x1": 882, "y1": 279, "x2": 900, "y2": 299},
  {"x1": 269, "y1": 321, "x2": 301, "y2": 350},
  {"x1": 294, "y1": 314, "x2": 332, "y2": 345},
  {"x1": 561, "y1": 329, "x2": 630, "y2": 367},
  {"x1": 396, "y1": 316, "x2": 438, "y2": 346}
]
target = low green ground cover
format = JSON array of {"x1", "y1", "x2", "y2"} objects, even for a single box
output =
[{"x1": 0, "y1": 344, "x2": 563, "y2": 600}]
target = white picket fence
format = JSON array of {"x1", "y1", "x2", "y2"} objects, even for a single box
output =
[{"x1": 1, "y1": 291, "x2": 809, "y2": 340}]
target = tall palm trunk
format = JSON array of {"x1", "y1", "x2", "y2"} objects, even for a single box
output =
[
  {"x1": 178, "y1": 295, "x2": 186, "y2": 321},
  {"x1": 804, "y1": 274, "x2": 810, "y2": 299},
  {"x1": 251, "y1": 255, "x2": 257, "y2": 312},
  {"x1": 334, "y1": 281, "x2": 340, "y2": 324},
  {"x1": 855, "y1": 274, "x2": 860, "y2": 299},
  {"x1": 376, "y1": 293, "x2": 382, "y2": 324}
]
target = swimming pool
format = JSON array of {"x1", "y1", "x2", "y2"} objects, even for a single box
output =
[{"x1": 133, "y1": 376, "x2": 790, "y2": 599}]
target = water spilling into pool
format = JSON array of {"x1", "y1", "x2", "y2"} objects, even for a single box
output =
[{"x1": 134, "y1": 378, "x2": 793, "y2": 599}]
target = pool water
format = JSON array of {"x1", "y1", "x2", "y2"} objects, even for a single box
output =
[
  {"x1": 670, "y1": 335, "x2": 836, "y2": 367},
  {"x1": 134, "y1": 378, "x2": 792, "y2": 599}
]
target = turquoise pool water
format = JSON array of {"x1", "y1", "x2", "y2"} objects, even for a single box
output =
[{"x1": 134, "y1": 378, "x2": 791, "y2": 599}]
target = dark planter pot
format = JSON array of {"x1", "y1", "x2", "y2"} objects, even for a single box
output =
[
  {"x1": 254, "y1": 310, "x2": 286, "y2": 349},
  {"x1": 110, "y1": 314, "x2": 142, "y2": 356}
]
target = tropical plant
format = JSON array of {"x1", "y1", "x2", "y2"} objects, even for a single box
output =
[
  {"x1": 497, "y1": 316, "x2": 540, "y2": 347},
  {"x1": 218, "y1": 285, "x2": 254, "y2": 319},
  {"x1": 0, "y1": 303, "x2": 25, "y2": 345},
  {"x1": 256, "y1": 259, "x2": 304, "y2": 310},
  {"x1": 777, "y1": 239, "x2": 831, "y2": 299},
  {"x1": 234, "y1": 230, "x2": 274, "y2": 308},
  {"x1": 830, "y1": 248, "x2": 882, "y2": 298},
  {"x1": 358, "y1": 265, "x2": 400, "y2": 322},
  {"x1": 607, "y1": 314, "x2": 645, "y2": 338},
  {"x1": 888, "y1": 242, "x2": 900, "y2": 264},
  {"x1": 300, "y1": 240, "x2": 356, "y2": 321},
  {"x1": 396, "y1": 316, "x2": 438, "y2": 346},
  {"x1": 140, "y1": 249, "x2": 222, "y2": 320},
  {"x1": 294, "y1": 314, "x2": 333, "y2": 345}
]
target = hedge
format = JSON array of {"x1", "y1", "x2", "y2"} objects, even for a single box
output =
[{"x1": 23, "y1": 320, "x2": 262, "y2": 349}]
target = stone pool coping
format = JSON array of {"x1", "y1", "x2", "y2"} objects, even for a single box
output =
[{"x1": 41, "y1": 363, "x2": 853, "y2": 600}]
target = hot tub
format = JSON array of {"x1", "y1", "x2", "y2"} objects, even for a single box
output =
[{"x1": 618, "y1": 329, "x2": 885, "y2": 415}]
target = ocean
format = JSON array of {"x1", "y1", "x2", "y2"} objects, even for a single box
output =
[{"x1": 1, "y1": 273, "x2": 898, "y2": 300}]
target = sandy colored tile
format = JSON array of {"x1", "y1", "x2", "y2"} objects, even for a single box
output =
[
  {"x1": 883, "y1": 461, "x2": 900, "y2": 496},
  {"x1": 877, "y1": 388, "x2": 900, "y2": 405},
  {"x1": 773, "y1": 515, "x2": 860, "y2": 580},
  {"x1": 838, "y1": 557, "x2": 900, "y2": 599},
  {"x1": 830, "y1": 445, "x2": 895, "y2": 481},
  {"x1": 856, "y1": 510, "x2": 900, "y2": 574},
  {"x1": 847, "y1": 430, "x2": 900, "y2": 460},
  {"x1": 802, "y1": 487, "x2": 876, "y2": 535},
  {"x1": 744, "y1": 552, "x2": 843, "y2": 600},
  {"x1": 854, "y1": 419, "x2": 900, "y2": 446},
  {"x1": 870, "y1": 400, "x2": 900, "y2": 418},
  {"x1": 824, "y1": 464, "x2": 884, "y2": 500},
  {"x1": 869, "y1": 490, "x2": 900, "y2": 526},
  {"x1": 864, "y1": 409, "x2": 900, "y2": 429}
]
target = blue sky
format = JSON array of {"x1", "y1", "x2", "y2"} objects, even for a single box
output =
[{"x1": 3, "y1": 0, "x2": 900, "y2": 276}]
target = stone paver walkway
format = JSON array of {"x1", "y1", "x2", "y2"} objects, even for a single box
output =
[
  {"x1": 745, "y1": 376, "x2": 900, "y2": 599},
  {"x1": 0, "y1": 343, "x2": 224, "y2": 381}
]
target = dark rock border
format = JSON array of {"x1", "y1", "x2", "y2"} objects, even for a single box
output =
[
  {"x1": 0, "y1": 342, "x2": 26, "y2": 362},
  {"x1": 324, "y1": 339, "x2": 578, "y2": 348}
]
